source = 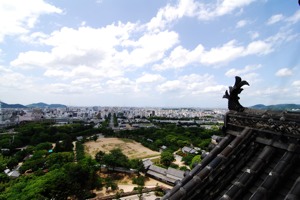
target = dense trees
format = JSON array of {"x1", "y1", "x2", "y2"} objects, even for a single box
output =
[
  {"x1": 129, "y1": 159, "x2": 144, "y2": 172},
  {"x1": 0, "y1": 155, "x2": 9, "y2": 172},
  {"x1": 4, "y1": 119, "x2": 219, "y2": 152},
  {"x1": 190, "y1": 155, "x2": 201, "y2": 169},
  {"x1": 45, "y1": 152, "x2": 74, "y2": 169},
  {"x1": 34, "y1": 142, "x2": 53, "y2": 151},
  {"x1": 75, "y1": 141, "x2": 85, "y2": 161},
  {"x1": 95, "y1": 148, "x2": 144, "y2": 172},
  {"x1": 105, "y1": 124, "x2": 221, "y2": 152},
  {"x1": 0, "y1": 162, "x2": 101, "y2": 200},
  {"x1": 160, "y1": 151, "x2": 175, "y2": 167},
  {"x1": 2, "y1": 119, "x2": 221, "y2": 155},
  {"x1": 0, "y1": 142, "x2": 101, "y2": 199},
  {"x1": 181, "y1": 153, "x2": 195, "y2": 166},
  {"x1": 103, "y1": 148, "x2": 129, "y2": 169},
  {"x1": 54, "y1": 137, "x2": 73, "y2": 152},
  {"x1": 95, "y1": 150, "x2": 105, "y2": 164},
  {"x1": 0, "y1": 121, "x2": 105, "y2": 199},
  {"x1": 133, "y1": 175, "x2": 146, "y2": 200},
  {"x1": 0, "y1": 122, "x2": 100, "y2": 151},
  {"x1": 0, "y1": 118, "x2": 221, "y2": 199}
]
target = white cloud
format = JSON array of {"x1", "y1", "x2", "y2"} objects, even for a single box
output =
[
  {"x1": 292, "y1": 80, "x2": 300, "y2": 98},
  {"x1": 147, "y1": 0, "x2": 256, "y2": 31},
  {"x1": 106, "y1": 77, "x2": 136, "y2": 94},
  {"x1": 267, "y1": 14, "x2": 284, "y2": 25},
  {"x1": 0, "y1": 0, "x2": 62, "y2": 42},
  {"x1": 19, "y1": 32, "x2": 48, "y2": 44},
  {"x1": 236, "y1": 20, "x2": 249, "y2": 28},
  {"x1": 292, "y1": 80, "x2": 300, "y2": 87},
  {"x1": 136, "y1": 73, "x2": 165, "y2": 84},
  {"x1": 201, "y1": 39, "x2": 272, "y2": 65},
  {"x1": 200, "y1": 40, "x2": 245, "y2": 65},
  {"x1": 147, "y1": 0, "x2": 200, "y2": 31},
  {"x1": 11, "y1": 51, "x2": 53, "y2": 68},
  {"x1": 225, "y1": 64, "x2": 261, "y2": 77},
  {"x1": 8, "y1": 10, "x2": 180, "y2": 97},
  {"x1": 244, "y1": 40, "x2": 273, "y2": 55},
  {"x1": 157, "y1": 80, "x2": 183, "y2": 93},
  {"x1": 11, "y1": 24, "x2": 179, "y2": 75},
  {"x1": 43, "y1": 65, "x2": 123, "y2": 80},
  {"x1": 44, "y1": 69, "x2": 70, "y2": 79},
  {"x1": 46, "y1": 77, "x2": 130, "y2": 96},
  {"x1": 45, "y1": 24, "x2": 136, "y2": 50},
  {"x1": 249, "y1": 31, "x2": 259, "y2": 40},
  {"x1": 267, "y1": 10, "x2": 300, "y2": 26},
  {"x1": 250, "y1": 87, "x2": 290, "y2": 98},
  {"x1": 71, "y1": 78, "x2": 95, "y2": 85},
  {"x1": 266, "y1": 29, "x2": 298, "y2": 46},
  {"x1": 225, "y1": 64, "x2": 262, "y2": 85},
  {"x1": 153, "y1": 45, "x2": 204, "y2": 70},
  {"x1": 242, "y1": 72, "x2": 260, "y2": 83},
  {"x1": 0, "y1": 65, "x2": 35, "y2": 90},
  {"x1": 210, "y1": 0, "x2": 255, "y2": 18},
  {"x1": 122, "y1": 31, "x2": 179, "y2": 67},
  {"x1": 3, "y1": 0, "x2": 298, "y2": 107},
  {"x1": 157, "y1": 74, "x2": 226, "y2": 95},
  {"x1": 46, "y1": 83, "x2": 84, "y2": 94},
  {"x1": 135, "y1": 73, "x2": 166, "y2": 92},
  {"x1": 0, "y1": 49, "x2": 4, "y2": 63},
  {"x1": 186, "y1": 75, "x2": 227, "y2": 94},
  {"x1": 203, "y1": 85, "x2": 227, "y2": 93},
  {"x1": 154, "y1": 38, "x2": 273, "y2": 70},
  {"x1": 286, "y1": 10, "x2": 300, "y2": 24},
  {"x1": 275, "y1": 68, "x2": 293, "y2": 77}
]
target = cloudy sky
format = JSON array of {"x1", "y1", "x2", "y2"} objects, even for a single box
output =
[{"x1": 0, "y1": 0, "x2": 299, "y2": 108}]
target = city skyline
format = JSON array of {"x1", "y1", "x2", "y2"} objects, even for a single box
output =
[{"x1": 0, "y1": 0, "x2": 300, "y2": 108}]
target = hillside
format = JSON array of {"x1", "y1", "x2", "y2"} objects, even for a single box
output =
[
  {"x1": 251, "y1": 104, "x2": 300, "y2": 111},
  {"x1": 0, "y1": 102, "x2": 27, "y2": 109},
  {"x1": 26, "y1": 102, "x2": 66, "y2": 108},
  {"x1": 1, "y1": 101, "x2": 67, "y2": 109}
]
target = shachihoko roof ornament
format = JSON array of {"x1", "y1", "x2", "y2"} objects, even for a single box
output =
[{"x1": 223, "y1": 76, "x2": 249, "y2": 112}]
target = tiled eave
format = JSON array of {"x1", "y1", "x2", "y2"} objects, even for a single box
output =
[
  {"x1": 225, "y1": 109, "x2": 300, "y2": 138},
  {"x1": 162, "y1": 109, "x2": 300, "y2": 200}
]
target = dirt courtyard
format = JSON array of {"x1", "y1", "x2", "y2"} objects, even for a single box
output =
[{"x1": 84, "y1": 137, "x2": 160, "y2": 159}]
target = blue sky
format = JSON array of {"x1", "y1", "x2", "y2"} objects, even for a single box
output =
[{"x1": 0, "y1": 0, "x2": 299, "y2": 108}]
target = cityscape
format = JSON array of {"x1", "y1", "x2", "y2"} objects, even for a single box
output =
[
  {"x1": 0, "y1": 101, "x2": 226, "y2": 128},
  {"x1": 1, "y1": 97, "x2": 299, "y2": 199},
  {"x1": 0, "y1": 100, "x2": 226, "y2": 199},
  {"x1": 1, "y1": 0, "x2": 299, "y2": 199}
]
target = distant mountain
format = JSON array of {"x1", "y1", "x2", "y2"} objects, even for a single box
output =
[
  {"x1": 26, "y1": 102, "x2": 67, "y2": 108},
  {"x1": 0, "y1": 102, "x2": 27, "y2": 109},
  {"x1": 48, "y1": 104, "x2": 67, "y2": 108},
  {"x1": 0, "y1": 101, "x2": 67, "y2": 109},
  {"x1": 251, "y1": 104, "x2": 300, "y2": 111},
  {"x1": 27, "y1": 102, "x2": 48, "y2": 108}
]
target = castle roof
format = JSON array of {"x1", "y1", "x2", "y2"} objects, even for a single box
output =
[{"x1": 162, "y1": 76, "x2": 300, "y2": 200}]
